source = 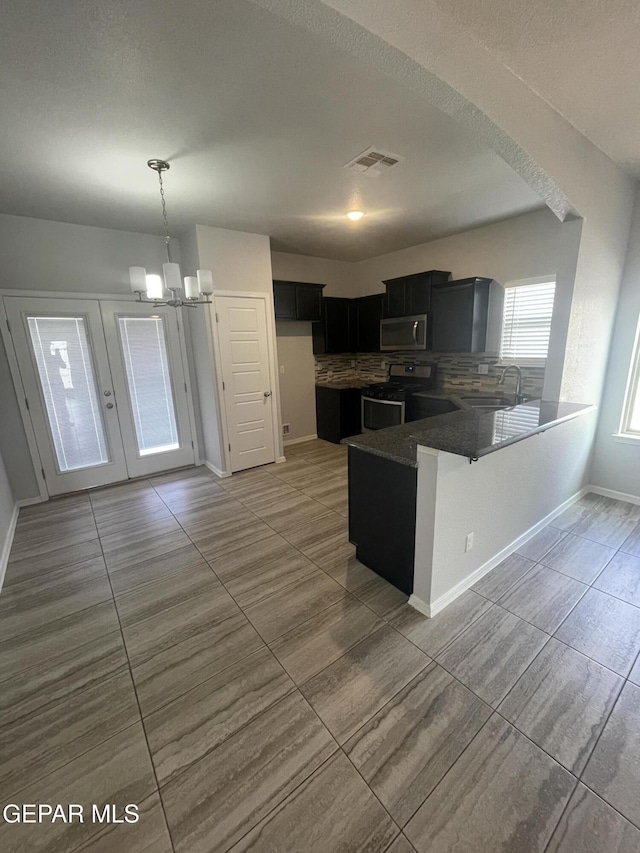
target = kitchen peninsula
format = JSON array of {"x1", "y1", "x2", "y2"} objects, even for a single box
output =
[{"x1": 345, "y1": 397, "x2": 596, "y2": 614}]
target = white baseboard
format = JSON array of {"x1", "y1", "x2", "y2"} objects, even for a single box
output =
[
  {"x1": 16, "y1": 496, "x2": 44, "y2": 508},
  {"x1": 203, "y1": 460, "x2": 231, "y2": 479},
  {"x1": 0, "y1": 504, "x2": 19, "y2": 594},
  {"x1": 283, "y1": 434, "x2": 317, "y2": 446},
  {"x1": 587, "y1": 485, "x2": 640, "y2": 506},
  {"x1": 275, "y1": 456, "x2": 286, "y2": 464},
  {"x1": 411, "y1": 485, "x2": 590, "y2": 618}
]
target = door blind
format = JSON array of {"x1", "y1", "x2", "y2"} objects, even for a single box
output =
[
  {"x1": 118, "y1": 317, "x2": 179, "y2": 456},
  {"x1": 501, "y1": 281, "x2": 556, "y2": 361}
]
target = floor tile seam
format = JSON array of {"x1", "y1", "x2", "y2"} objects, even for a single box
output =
[
  {"x1": 563, "y1": 527, "x2": 637, "y2": 550},
  {"x1": 300, "y1": 652, "x2": 434, "y2": 758},
  {"x1": 437, "y1": 596, "x2": 553, "y2": 647},
  {"x1": 209, "y1": 745, "x2": 342, "y2": 853},
  {"x1": 146, "y1": 677, "x2": 301, "y2": 793},
  {"x1": 0, "y1": 557, "x2": 111, "y2": 602},
  {"x1": 7, "y1": 530, "x2": 101, "y2": 562},
  {"x1": 496, "y1": 572, "x2": 590, "y2": 635},
  {"x1": 333, "y1": 742, "x2": 402, "y2": 834},
  {"x1": 0, "y1": 592, "x2": 118, "y2": 651},
  {"x1": 155, "y1": 686, "x2": 341, "y2": 801},
  {"x1": 539, "y1": 775, "x2": 582, "y2": 853},
  {"x1": 394, "y1": 708, "x2": 498, "y2": 834},
  {"x1": 281, "y1": 621, "x2": 389, "y2": 689},
  {"x1": 386, "y1": 600, "x2": 498, "y2": 662},
  {"x1": 0, "y1": 626, "x2": 126, "y2": 688},
  {"x1": 537, "y1": 551, "x2": 615, "y2": 587},
  {"x1": 472, "y1": 558, "x2": 539, "y2": 605},
  {"x1": 139, "y1": 644, "x2": 298, "y2": 731},
  {"x1": 0, "y1": 658, "x2": 135, "y2": 737},
  {"x1": 88, "y1": 498, "x2": 179, "y2": 853}
]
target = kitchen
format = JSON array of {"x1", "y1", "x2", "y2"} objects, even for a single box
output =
[{"x1": 273, "y1": 206, "x2": 595, "y2": 615}]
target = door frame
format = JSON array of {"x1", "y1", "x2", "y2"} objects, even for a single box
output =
[
  {"x1": 210, "y1": 290, "x2": 284, "y2": 476},
  {"x1": 0, "y1": 289, "x2": 200, "y2": 500}
]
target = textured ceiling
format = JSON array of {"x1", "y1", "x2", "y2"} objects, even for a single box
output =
[
  {"x1": 432, "y1": 0, "x2": 640, "y2": 174},
  {"x1": 0, "y1": 0, "x2": 543, "y2": 260}
]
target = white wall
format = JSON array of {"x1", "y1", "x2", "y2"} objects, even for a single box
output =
[
  {"x1": 0, "y1": 213, "x2": 180, "y2": 501},
  {"x1": 188, "y1": 224, "x2": 282, "y2": 472},
  {"x1": 275, "y1": 321, "x2": 317, "y2": 442},
  {"x1": 413, "y1": 409, "x2": 596, "y2": 612},
  {"x1": 271, "y1": 251, "x2": 356, "y2": 298},
  {"x1": 590, "y1": 184, "x2": 640, "y2": 498}
]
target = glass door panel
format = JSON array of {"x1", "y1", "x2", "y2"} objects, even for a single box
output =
[
  {"x1": 4, "y1": 297, "x2": 129, "y2": 496},
  {"x1": 27, "y1": 316, "x2": 110, "y2": 472},
  {"x1": 100, "y1": 302, "x2": 195, "y2": 477},
  {"x1": 118, "y1": 317, "x2": 179, "y2": 456}
]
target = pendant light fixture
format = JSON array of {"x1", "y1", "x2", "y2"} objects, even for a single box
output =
[{"x1": 129, "y1": 159, "x2": 213, "y2": 307}]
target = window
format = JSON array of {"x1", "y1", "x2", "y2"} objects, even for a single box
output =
[
  {"x1": 620, "y1": 315, "x2": 640, "y2": 438},
  {"x1": 501, "y1": 279, "x2": 556, "y2": 363}
]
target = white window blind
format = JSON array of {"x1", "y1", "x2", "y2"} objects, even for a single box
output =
[
  {"x1": 492, "y1": 405, "x2": 541, "y2": 444},
  {"x1": 501, "y1": 280, "x2": 556, "y2": 361},
  {"x1": 27, "y1": 316, "x2": 109, "y2": 472},
  {"x1": 620, "y1": 315, "x2": 640, "y2": 437},
  {"x1": 118, "y1": 317, "x2": 179, "y2": 456}
]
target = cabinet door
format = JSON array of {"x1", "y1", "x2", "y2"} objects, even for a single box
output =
[
  {"x1": 295, "y1": 284, "x2": 323, "y2": 321},
  {"x1": 431, "y1": 282, "x2": 478, "y2": 352},
  {"x1": 324, "y1": 297, "x2": 352, "y2": 353},
  {"x1": 356, "y1": 294, "x2": 384, "y2": 352},
  {"x1": 383, "y1": 279, "x2": 407, "y2": 318},
  {"x1": 273, "y1": 282, "x2": 296, "y2": 319},
  {"x1": 404, "y1": 273, "x2": 431, "y2": 315}
]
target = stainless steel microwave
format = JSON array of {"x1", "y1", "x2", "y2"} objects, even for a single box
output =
[{"x1": 380, "y1": 314, "x2": 428, "y2": 351}]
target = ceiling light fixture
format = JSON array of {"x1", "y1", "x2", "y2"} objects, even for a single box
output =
[
  {"x1": 129, "y1": 159, "x2": 213, "y2": 307},
  {"x1": 346, "y1": 210, "x2": 364, "y2": 221}
]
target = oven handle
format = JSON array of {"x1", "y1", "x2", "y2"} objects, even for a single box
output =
[{"x1": 412, "y1": 320, "x2": 419, "y2": 347}]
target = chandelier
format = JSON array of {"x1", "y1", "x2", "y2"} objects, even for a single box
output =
[{"x1": 129, "y1": 159, "x2": 213, "y2": 307}]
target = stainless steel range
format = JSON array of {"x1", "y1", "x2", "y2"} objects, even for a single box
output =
[{"x1": 361, "y1": 363, "x2": 437, "y2": 432}]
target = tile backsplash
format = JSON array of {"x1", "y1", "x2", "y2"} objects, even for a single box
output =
[{"x1": 315, "y1": 352, "x2": 545, "y2": 398}]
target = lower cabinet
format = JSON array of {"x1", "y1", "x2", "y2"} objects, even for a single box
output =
[
  {"x1": 315, "y1": 386, "x2": 362, "y2": 444},
  {"x1": 348, "y1": 446, "x2": 417, "y2": 594}
]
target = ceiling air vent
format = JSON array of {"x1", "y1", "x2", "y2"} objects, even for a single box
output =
[{"x1": 343, "y1": 147, "x2": 404, "y2": 177}]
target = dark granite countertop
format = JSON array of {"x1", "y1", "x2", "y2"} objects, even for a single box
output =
[
  {"x1": 343, "y1": 398, "x2": 596, "y2": 467},
  {"x1": 315, "y1": 380, "x2": 370, "y2": 390}
]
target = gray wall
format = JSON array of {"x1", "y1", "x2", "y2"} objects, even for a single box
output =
[
  {"x1": 590, "y1": 183, "x2": 640, "y2": 498},
  {"x1": 0, "y1": 213, "x2": 181, "y2": 500}
]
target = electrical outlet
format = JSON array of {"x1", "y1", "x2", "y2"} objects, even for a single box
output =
[
  {"x1": 282, "y1": 424, "x2": 290, "y2": 436},
  {"x1": 279, "y1": 365, "x2": 285, "y2": 374},
  {"x1": 465, "y1": 532, "x2": 474, "y2": 552},
  {"x1": 477, "y1": 364, "x2": 489, "y2": 375}
]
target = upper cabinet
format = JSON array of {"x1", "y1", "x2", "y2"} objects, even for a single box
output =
[
  {"x1": 355, "y1": 294, "x2": 385, "y2": 352},
  {"x1": 382, "y1": 270, "x2": 451, "y2": 318},
  {"x1": 431, "y1": 277, "x2": 494, "y2": 353},
  {"x1": 273, "y1": 280, "x2": 325, "y2": 321},
  {"x1": 312, "y1": 297, "x2": 357, "y2": 354}
]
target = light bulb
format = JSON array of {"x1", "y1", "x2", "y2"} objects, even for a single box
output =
[
  {"x1": 346, "y1": 210, "x2": 364, "y2": 221},
  {"x1": 146, "y1": 274, "x2": 164, "y2": 300}
]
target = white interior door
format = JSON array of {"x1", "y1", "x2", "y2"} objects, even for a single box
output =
[
  {"x1": 215, "y1": 296, "x2": 276, "y2": 472},
  {"x1": 100, "y1": 302, "x2": 195, "y2": 477},
  {"x1": 4, "y1": 297, "x2": 128, "y2": 495}
]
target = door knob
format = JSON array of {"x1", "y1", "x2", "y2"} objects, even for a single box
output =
[
  {"x1": 264, "y1": 391, "x2": 272, "y2": 397},
  {"x1": 106, "y1": 402, "x2": 114, "y2": 409}
]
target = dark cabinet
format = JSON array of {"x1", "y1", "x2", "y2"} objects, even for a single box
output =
[
  {"x1": 431, "y1": 277, "x2": 493, "y2": 353},
  {"x1": 312, "y1": 297, "x2": 357, "y2": 354},
  {"x1": 382, "y1": 270, "x2": 451, "y2": 318},
  {"x1": 273, "y1": 280, "x2": 324, "y2": 321},
  {"x1": 315, "y1": 386, "x2": 361, "y2": 444},
  {"x1": 355, "y1": 294, "x2": 384, "y2": 352},
  {"x1": 348, "y1": 446, "x2": 417, "y2": 594}
]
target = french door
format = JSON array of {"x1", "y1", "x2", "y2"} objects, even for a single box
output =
[{"x1": 4, "y1": 297, "x2": 194, "y2": 496}]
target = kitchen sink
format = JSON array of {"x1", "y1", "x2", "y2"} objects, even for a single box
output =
[{"x1": 459, "y1": 395, "x2": 514, "y2": 409}]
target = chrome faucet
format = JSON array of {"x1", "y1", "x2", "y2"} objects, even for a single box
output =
[{"x1": 498, "y1": 364, "x2": 526, "y2": 405}]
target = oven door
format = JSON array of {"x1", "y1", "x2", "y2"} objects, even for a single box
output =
[{"x1": 361, "y1": 396, "x2": 405, "y2": 432}]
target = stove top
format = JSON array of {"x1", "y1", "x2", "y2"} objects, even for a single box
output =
[{"x1": 363, "y1": 363, "x2": 438, "y2": 401}]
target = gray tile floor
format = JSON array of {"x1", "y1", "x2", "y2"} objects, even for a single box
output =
[{"x1": 1, "y1": 439, "x2": 640, "y2": 851}]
